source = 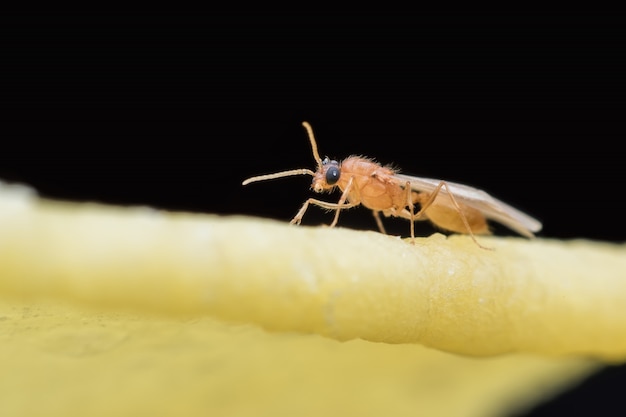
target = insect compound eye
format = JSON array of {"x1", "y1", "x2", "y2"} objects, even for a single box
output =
[{"x1": 325, "y1": 165, "x2": 340, "y2": 185}]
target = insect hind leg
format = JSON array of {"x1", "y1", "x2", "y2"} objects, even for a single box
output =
[{"x1": 414, "y1": 181, "x2": 493, "y2": 250}]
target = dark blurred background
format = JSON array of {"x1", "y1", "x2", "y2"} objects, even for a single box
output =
[{"x1": 1, "y1": 13, "x2": 624, "y2": 416}]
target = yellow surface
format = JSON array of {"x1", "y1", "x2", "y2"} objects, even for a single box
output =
[
  {"x1": 0, "y1": 179, "x2": 624, "y2": 416},
  {"x1": 0, "y1": 299, "x2": 596, "y2": 417}
]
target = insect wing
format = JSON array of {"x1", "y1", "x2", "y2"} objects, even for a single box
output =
[{"x1": 394, "y1": 174, "x2": 542, "y2": 238}]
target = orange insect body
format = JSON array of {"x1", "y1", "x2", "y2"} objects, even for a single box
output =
[
  {"x1": 316, "y1": 156, "x2": 489, "y2": 237},
  {"x1": 315, "y1": 156, "x2": 404, "y2": 211},
  {"x1": 243, "y1": 121, "x2": 542, "y2": 248}
]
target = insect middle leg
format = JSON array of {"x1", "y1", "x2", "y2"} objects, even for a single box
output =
[
  {"x1": 372, "y1": 211, "x2": 387, "y2": 234},
  {"x1": 372, "y1": 181, "x2": 416, "y2": 241},
  {"x1": 405, "y1": 180, "x2": 416, "y2": 241}
]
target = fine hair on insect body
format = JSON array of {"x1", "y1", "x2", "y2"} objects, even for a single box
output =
[{"x1": 242, "y1": 122, "x2": 542, "y2": 249}]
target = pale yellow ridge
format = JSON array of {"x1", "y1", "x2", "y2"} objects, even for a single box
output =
[{"x1": 1, "y1": 180, "x2": 625, "y2": 359}]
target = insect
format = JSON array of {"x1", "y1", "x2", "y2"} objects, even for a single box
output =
[{"x1": 242, "y1": 122, "x2": 542, "y2": 248}]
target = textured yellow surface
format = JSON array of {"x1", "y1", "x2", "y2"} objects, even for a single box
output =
[
  {"x1": 0, "y1": 180, "x2": 624, "y2": 416},
  {"x1": 0, "y1": 299, "x2": 597, "y2": 417}
]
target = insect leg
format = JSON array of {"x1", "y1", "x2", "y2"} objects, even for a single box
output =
[
  {"x1": 414, "y1": 181, "x2": 492, "y2": 250},
  {"x1": 372, "y1": 211, "x2": 387, "y2": 234},
  {"x1": 290, "y1": 176, "x2": 359, "y2": 228},
  {"x1": 404, "y1": 180, "x2": 416, "y2": 242},
  {"x1": 290, "y1": 187, "x2": 360, "y2": 227},
  {"x1": 328, "y1": 176, "x2": 356, "y2": 227},
  {"x1": 290, "y1": 199, "x2": 359, "y2": 226}
]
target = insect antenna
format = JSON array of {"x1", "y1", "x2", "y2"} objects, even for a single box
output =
[
  {"x1": 242, "y1": 121, "x2": 324, "y2": 186},
  {"x1": 301, "y1": 121, "x2": 323, "y2": 168},
  {"x1": 242, "y1": 169, "x2": 316, "y2": 185}
]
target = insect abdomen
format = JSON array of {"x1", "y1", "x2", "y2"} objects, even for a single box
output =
[{"x1": 421, "y1": 197, "x2": 490, "y2": 235}]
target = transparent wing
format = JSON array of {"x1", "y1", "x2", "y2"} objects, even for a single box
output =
[{"x1": 394, "y1": 173, "x2": 542, "y2": 238}]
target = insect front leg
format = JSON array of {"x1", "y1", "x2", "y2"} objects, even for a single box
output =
[
  {"x1": 290, "y1": 199, "x2": 359, "y2": 226},
  {"x1": 291, "y1": 177, "x2": 359, "y2": 228},
  {"x1": 328, "y1": 176, "x2": 358, "y2": 227}
]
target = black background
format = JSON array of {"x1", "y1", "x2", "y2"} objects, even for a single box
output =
[{"x1": 1, "y1": 13, "x2": 625, "y2": 416}]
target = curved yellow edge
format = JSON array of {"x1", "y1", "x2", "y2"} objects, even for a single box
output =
[
  {"x1": 1, "y1": 180, "x2": 625, "y2": 360},
  {"x1": 0, "y1": 298, "x2": 599, "y2": 417}
]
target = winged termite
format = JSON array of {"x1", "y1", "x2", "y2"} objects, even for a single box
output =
[{"x1": 242, "y1": 122, "x2": 542, "y2": 248}]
